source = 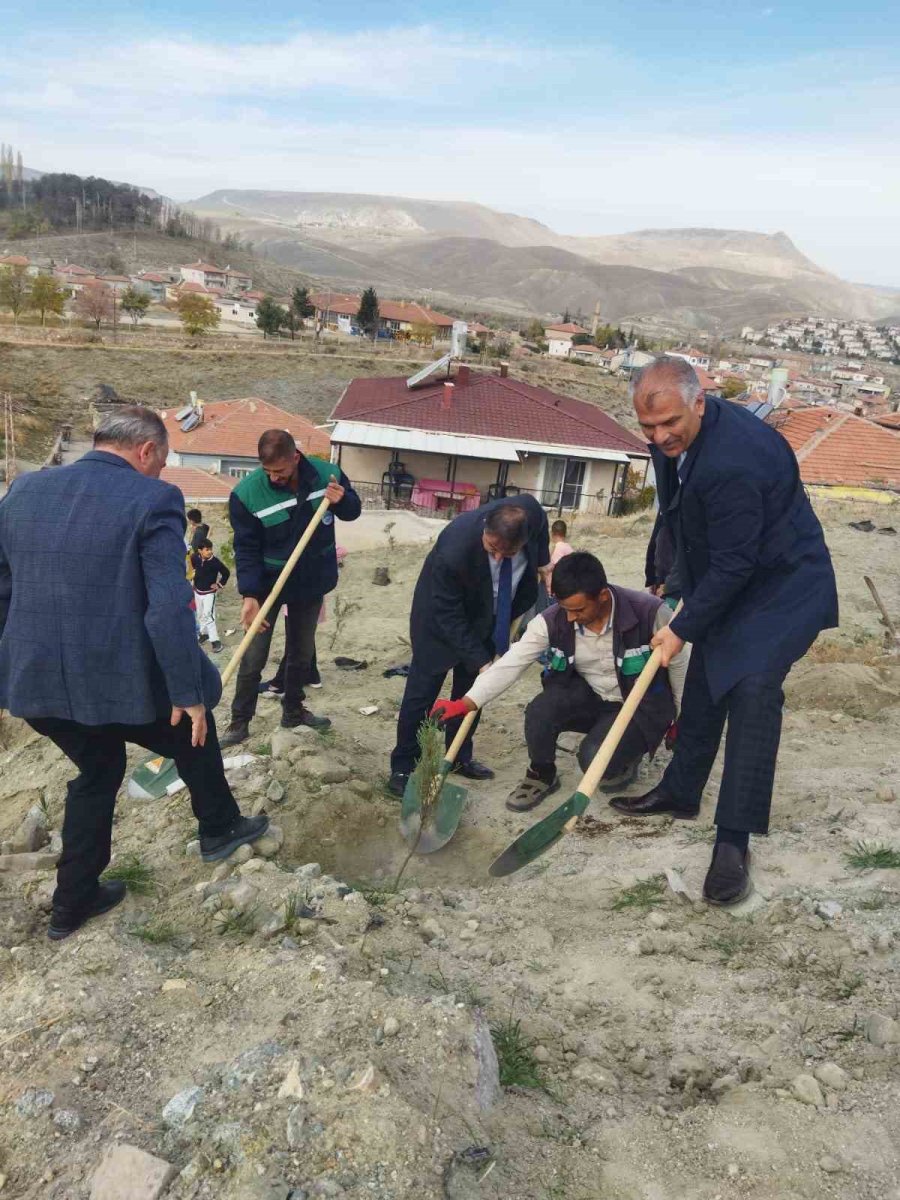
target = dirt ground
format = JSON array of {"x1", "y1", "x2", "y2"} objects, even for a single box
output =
[{"x1": 1, "y1": 500, "x2": 899, "y2": 1200}]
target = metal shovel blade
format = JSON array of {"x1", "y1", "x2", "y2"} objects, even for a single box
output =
[
  {"x1": 489, "y1": 791, "x2": 591, "y2": 877},
  {"x1": 400, "y1": 772, "x2": 468, "y2": 855},
  {"x1": 127, "y1": 755, "x2": 180, "y2": 800}
]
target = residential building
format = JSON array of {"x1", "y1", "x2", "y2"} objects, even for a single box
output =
[
  {"x1": 0, "y1": 254, "x2": 40, "y2": 277},
  {"x1": 329, "y1": 364, "x2": 650, "y2": 515},
  {"x1": 224, "y1": 267, "x2": 252, "y2": 292},
  {"x1": 873, "y1": 412, "x2": 900, "y2": 432},
  {"x1": 668, "y1": 346, "x2": 711, "y2": 370},
  {"x1": 568, "y1": 343, "x2": 606, "y2": 364},
  {"x1": 54, "y1": 263, "x2": 96, "y2": 292},
  {"x1": 131, "y1": 272, "x2": 169, "y2": 303},
  {"x1": 180, "y1": 261, "x2": 228, "y2": 290},
  {"x1": 545, "y1": 323, "x2": 589, "y2": 358},
  {"x1": 161, "y1": 397, "x2": 331, "y2": 478},
  {"x1": 215, "y1": 297, "x2": 259, "y2": 325},
  {"x1": 768, "y1": 406, "x2": 900, "y2": 492},
  {"x1": 99, "y1": 275, "x2": 131, "y2": 294},
  {"x1": 160, "y1": 467, "x2": 236, "y2": 503},
  {"x1": 609, "y1": 349, "x2": 656, "y2": 374},
  {"x1": 310, "y1": 292, "x2": 456, "y2": 340}
]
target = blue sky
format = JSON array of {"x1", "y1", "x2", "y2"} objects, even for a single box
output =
[{"x1": 2, "y1": 1, "x2": 899, "y2": 284}]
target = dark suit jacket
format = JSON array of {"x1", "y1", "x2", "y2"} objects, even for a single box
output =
[
  {"x1": 0, "y1": 451, "x2": 222, "y2": 725},
  {"x1": 651, "y1": 396, "x2": 838, "y2": 701},
  {"x1": 409, "y1": 494, "x2": 550, "y2": 674}
]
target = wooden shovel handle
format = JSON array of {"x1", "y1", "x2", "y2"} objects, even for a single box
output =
[
  {"x1": 443, "y1": 708, "x2": 479, "y2": 767},
  {"x1": 221, "y1": 495, "x2": 332, "y2": 687},
  {"x1": 575, "y1": 599, "x2": 684, "y2": 803}
]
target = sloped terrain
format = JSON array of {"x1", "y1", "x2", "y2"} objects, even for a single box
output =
[{"x1": 1, "y1": 505, "x2": 899, "y2": 1199}]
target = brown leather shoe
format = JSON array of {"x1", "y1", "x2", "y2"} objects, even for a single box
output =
[
  {"x1": 608, "y1": 784, "x2": 699, "y2": 819},
  {"x1": 703, "y1": 844, "x2": 752, "y2": 905}
]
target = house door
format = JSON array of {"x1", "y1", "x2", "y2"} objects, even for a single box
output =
[{"x1": 542, "y1": 457, "x2": 587, "y2": 511}]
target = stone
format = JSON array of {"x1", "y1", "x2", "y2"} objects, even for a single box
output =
[
  {"x1": 306, "y1": 758, "x2": 351, "y2": 785},
  {"x1": 161, "y1": 979, "x2": 189, "y2": 993},
  {"x1": 875, "y1": 785, "x2": 896, "y2": 803},
  {"x1": 90, "y1": 1143, "x2": 177, "y2": 1200},
  {"x1": 815, "y1": 1062, "x2": 849, "y2": 1092},
  {"x1": 53, "y1": 1109, "x2": 82, "y2": 1133},
  {"x1": 347, "y1": 779, "x2": 373, "y2": 798},
  {"x1": 271, "y1": 729, "x2": 298, "y2": 760},
  {"x1": 0, "y1": 850, "x2": 59, "y2": 873},
  {"x1": 472, "y1": 1011, "x2": 501, "y2": 1111},
  {"x1": 278, "y1": 1060, "x2": 305, "y2": 1100},
  {"x1": 815, "y1": 900, "x2": 843, "y2": 921},
  {"x1": 224, "y1": 1041, "x2": 285, "y2": 1089},
  {"x1": 11, "y1": 804, "x2": 48, "y2": 853},
  {"x1": 253, "y1": 824, "x2": 284, "y2": 858},
  {"x1": 790, "y1": 1074, "x2": 824, "y2": 1106},
  {"x1": 647, "y1": 911, "x2": 669, "y2": 930},
  {"x1": 819, "y1": 1156, "x2": 843, "y2": 1175},
  {"x1": 668, "y1": 1053, "x2": 712, "y2": 1090},
  {"x1": 227, "y1": 843, "x2": 254, "y2": 865},
  {"x1": 372, "y1": 566, "x2": 390, "y2": 586},
  {"x1": 15, "y1": 1088, "x2": 54, "y2": 1117},
  {"x1": 866, "y1": 1013, "x2": 900, "y2": 1046},
  {"x1": 185, "y1": 839, "x2": 201, "y2": 857},
  {"x1": 346, "y1": 1062, "x2": 378, "y2": 1092},
  {"x1": 223, "y1": 879, "x2": 259, "y2": 912},
  {"x1": 162, "y1": 1085, "x2": 205, "y2": 1128},
  {"x1": 383, "y1": 1016, "x2": 400, "y2": 1038},
  {"x1": 571, "y1": 1062, "x2": 619, "y2": 1091},
  {"x1": 710, "y1": 1073, "x2": 740, "y2": 1097},
  {"x1": 286, "y1": 1105, "x2": 307, "y2": 1150},
  {"x1": 533, "y1": 1045, "x2": 551, "y2": 1064},
  {"x1": 420, "y1": 917, "x2": 445, "y2": 942},
  {"x1": 295, "y1": 863, "x2": 322, "y2": 880}
]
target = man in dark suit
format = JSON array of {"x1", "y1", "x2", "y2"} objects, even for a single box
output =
[
  {"x1": 612, "y1": 358, "x2": 838, "y2": 904},
  {"x1": 0, "y1": 407, "x2": 267, "y2": 940},
  {"x1": 388, "y1": 496, "x2": 550, "y2": 796}
]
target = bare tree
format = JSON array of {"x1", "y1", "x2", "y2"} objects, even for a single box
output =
[{"x1": 75, "y1": 282, "x2": 114, "y2": 331}]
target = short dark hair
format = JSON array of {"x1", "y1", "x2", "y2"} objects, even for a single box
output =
[
  {"x1": 552, "y1": 551, "x2": 608, "y2": 600},
  {"x1": 258, "y1": 429, "x2": 298, "y2": 463},
  {"x1": 197, "y1": 537, "x2": 213, "y2": 551},
  {"x1": 186, "y1": 508, "x2": 202, "y2": 523},
  {"x1": 551, "y1": 519, "x2": 567, "y2": 537},
  {"x1": 483, "y1": 503, "x2": 528, "y2": 552}
]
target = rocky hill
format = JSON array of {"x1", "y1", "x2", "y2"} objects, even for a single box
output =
[{"x1": 185, "y1": 190, "x2": 899, "y2": 332}]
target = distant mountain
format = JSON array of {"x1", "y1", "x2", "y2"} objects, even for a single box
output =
[{"x1": 186, "y1": 188, "x2": 899, "y2": 331}]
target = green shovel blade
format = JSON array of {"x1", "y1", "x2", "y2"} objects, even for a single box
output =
[
  {"x1": 400, "y1": 764, "x2": 468, "y2": 855},
  {"x1": 489, "y1": 791, "x2": 591, "y2": 877},
  {"x1": 127, "y1": 755, "x2": 180, "y2": 801}
]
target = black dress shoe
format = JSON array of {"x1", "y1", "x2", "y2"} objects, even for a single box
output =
[
  {"x1": 48, "y1": 881, "x2": 127, "y2": 941},
  {"x1": 608, "y1": 784, "x2": 698, "y2": 819},
  {"x1": 200, "y1": 814, "x2": 270, "y2": 863},
  {"x1": 454, "y1": 759, "x2": 495, "y2": 781},
  {"x1": 282, "y1": 708, "x2": 331, "y2": 731},
  {"x1": 703, "y1": 843, "x2": 751, "y2": 905},
  {"x1": 219, "y1": 722, "x2": 250, "y2": 748},
  {"x1": 387, "y1": 771, "x2": 409, "y2": 798}
]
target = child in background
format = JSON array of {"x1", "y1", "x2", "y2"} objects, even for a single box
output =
[
  {"x1": 191, "y1": 538, "x2": 230, "y2": 653},
  {"x1": 547, "y1": 519, "x2": 574, "y2": 589}
]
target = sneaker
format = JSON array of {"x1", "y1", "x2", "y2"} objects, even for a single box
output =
[
  {"x1": 219, "y1": 722, "x2": 250, "y2": 748},
  {"x1": 281, "y1": 708, "x2": 331, "y2": 731},
  {"x1": 211, "y1": 641, "x2": 223, "y2": 653},
  {"x1": 200, "y1": 815, "x2": 270, "y2": 863},
  {"x1": 48, "y1": 881, "x2": 127, "y2": 942},
  {"x1": 308, "y1": 681, "x2": 323, "y2": 689},
  {"x1": 387, "y1": 771, "x2": 409, "y2": 798},
  {"x1": 198, "y1": 633, "x2": 209, "y2": 645},
  {"x1": 257, "y1": 680, "x2": 284, "y2": 698}
]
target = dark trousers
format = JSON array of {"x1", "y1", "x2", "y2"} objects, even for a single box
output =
[
  {"x1": 524, "y1": 675, "x2": 650, "y2": 777},
  {"x1": 28, "y1": 711, "x2": 240, "y2": 911},
  {"x1": 661, "y1": 643, "x2": 787, "y2": 833},
  {"x1": 270, "y1": 645, "x2": 319, "y2": 690},
  {"x1": 231, "y1": 596, "x2": 322, "y2": 726},
  {"x1": 390, "y1": 659, "x2": 481, "y2": 776}
]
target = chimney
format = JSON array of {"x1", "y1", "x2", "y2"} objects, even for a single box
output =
[
  {"x1": 499, "y1": 361, "x2": 509, "y2": 379},
  {"x1": 456, "y1": 365, "x2": 470, "y2": 387},
  {"x1": 442, "y1": 381, "x2": 455, "y2": 410}
]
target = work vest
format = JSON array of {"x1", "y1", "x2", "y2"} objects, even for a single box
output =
[
  {"x1": 541, "y1": 584, "x2": 675, "y2": 753},
  {"x1": 234, "y1": 458, "x2": 334, "y2": 569}
]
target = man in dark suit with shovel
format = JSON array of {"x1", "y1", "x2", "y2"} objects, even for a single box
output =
[{"x1": 614, "y1": 357, "x2": 838, "y2": 904}]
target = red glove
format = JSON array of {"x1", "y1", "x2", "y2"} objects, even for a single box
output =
[
  {"x1": 430, "y1": 698, "x2": 473, "y2": 723},
  {"x1": 664, "y1": 720, "x2": 678, "y2": 752}
]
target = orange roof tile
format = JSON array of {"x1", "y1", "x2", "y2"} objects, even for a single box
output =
[
  {"x1": 160, "y1": 467, "x2": 235, "y2": 501},
  {"x1": 873, "y1": 412, "x2": 900, "y2": 431},
  {"x1": 162, "y1": 397, "x2": 331, "y2": 461},
  {"x1": 181, "y1": 261, "x2": 223, "y2": 273},
  {"x1": 768, "y1": 406, "x2": 900, "y2": 490},
  {"x1": 547, "y1": 323, "x2": 588, "y2": 335}
]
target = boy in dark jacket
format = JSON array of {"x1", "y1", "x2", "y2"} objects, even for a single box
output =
[
  {"x1": 219, "y1": 430, "x2": 361, "y2": 746},
  {"x1": 191, "y1": 539, "x2": 230, "y2": 652}
]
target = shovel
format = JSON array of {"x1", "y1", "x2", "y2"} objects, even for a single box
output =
[
  {"x1": 489, "y1": 640, "x2": 669, "y2": 877},
  {"x1": 127, "y1": 493, "x2": 332, "y2": 797},
  {"x1": 400, "y1": 709, "x2": 478, "y2": 854}
]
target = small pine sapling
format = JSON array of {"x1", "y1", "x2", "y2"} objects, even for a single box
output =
[{"x1": 393, "y1": 718, "x2": 444, "y2": 890}]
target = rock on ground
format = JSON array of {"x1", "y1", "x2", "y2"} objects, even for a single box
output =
[{"x1": 90, "y1": 1143, "x2": 177, "y2": 1200}]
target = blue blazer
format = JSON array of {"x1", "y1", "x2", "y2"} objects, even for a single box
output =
[
  {"x1": 410, "y1": 494, "x2": 550, "y2": 674},
  {"x1": 652, "y1": 397, "x2": 838, "y2": 701},
  {"x1": 0, "y1": 451, "x2": 222, "y2": 726}
]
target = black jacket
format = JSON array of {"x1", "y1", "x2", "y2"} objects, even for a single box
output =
[
  {"x1": 652, "y1": 396, "x2": 838, "y2": 700},
  {"x1": 229, "y1": 457, "x2": 361, "y2": 604},
  {"x1": 410, "y1": 495, "x2": 550, "y2": 674},
  {"x1": 190, "y1": 554, "x2": 230, "y2": 594}
]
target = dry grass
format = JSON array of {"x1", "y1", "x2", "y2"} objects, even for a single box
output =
[{"x1": 806, "y1": 636, "x2": 885, "y2": 666}]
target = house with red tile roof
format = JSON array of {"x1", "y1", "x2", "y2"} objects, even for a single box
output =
[
  {"x1": 668, "y1": 347, "x2": 712, "y2": 371},
  {"x1": 161, "y1": 397, "x2": 331, "y2": 478},
  {"x1": 767, "y1": 406, "x2": 900, "y2": 492},
  {"x1": 330, "y1": 364, "x2": 650, "y2": 515},
  {"x1": 545, "y1": 323, "x2": 589, "y2": 358},
  {"x1": 310, "y1": 292, "x2": 456, "y2": 341},
  {"x1": 873, "y1": 412, "x2": 900, "y2": 432},
  {"x1": 160, "y1": 466, "x2": 236, "y2": 503}
]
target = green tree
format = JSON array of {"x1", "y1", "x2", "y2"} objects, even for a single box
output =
[
  {"x1": 409, "y1": 321, "x2": 435, "y2": 346},
  {"x1": 281, "y1": 306, "x2": 303, "y2": 341},
  {"x1": 721, "y1": 376, "x2": 745, "y2": 398},
  {"x1": 571, "y1": 332, "x2": 592, "y2": 346},
  {"x1": 291, "y1": 285, "x2": 314, "y2": 321},
  {"x1": 0, "y1": 263, "x2": 30, "y2": 326},
  {"x1": 357, "y1": 286, "x2": 380, "y2": 340},
  {"x1": 28, "y1": 273, "x2": 66, "y2": 325},
  {"x1": 255, "y1": 296, "x2": 286, "y2": 339},
  {"x1": 524, "y1": 318, "x2": 545, "y2": 342},
  {"x1": 562, "y1": 308, "x2": 571, "y2": 324},
  {"x1": 177, "y1": 293, "x2": 220, "y2": 337},
  {"x1": 120, "y1": 285, "x2": 151, "y2": 326}
]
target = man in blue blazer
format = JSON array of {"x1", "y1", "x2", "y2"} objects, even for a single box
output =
[
  {"x1": 0, "y1": 407, "x2": 267, "y2": 940},
  {"x1": 612, "y1": 358, "x2": 838, "y2": 904},
  {"x1": 388, "y1": 495, "x2": 550, "y2": 796}
]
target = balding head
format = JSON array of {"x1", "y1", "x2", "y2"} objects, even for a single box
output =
[{"x1": 630, "y1": 355, "x2": 705, "y2": 457}]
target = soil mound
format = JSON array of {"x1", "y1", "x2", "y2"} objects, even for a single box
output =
[{"x1": 785, "y1": 660, "x2": 900, "y2": 719}]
